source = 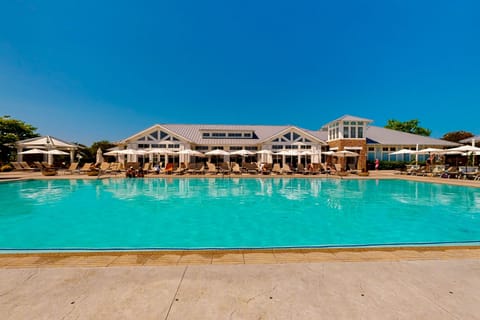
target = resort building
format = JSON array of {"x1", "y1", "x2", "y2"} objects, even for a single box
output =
[{"x1": 117, "y1": 115, "x2": 459, "y2": 170}]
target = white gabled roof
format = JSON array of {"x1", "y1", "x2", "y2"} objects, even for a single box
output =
[
  {"x1": 16, "y1": 135, "x2": 79, "y2": 149},
  {"x1": 121, "y1": 124, "x2": 326, "y2": 146},
  {"x1": 322, "y1": 114, "x2": 373, "y2": 129}
]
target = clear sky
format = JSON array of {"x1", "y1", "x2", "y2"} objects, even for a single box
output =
[{"x1": 1, "y1": 0, "x2": 479, "y2": 145}]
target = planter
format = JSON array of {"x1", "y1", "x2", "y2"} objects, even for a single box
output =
[{"x1": 42, "y1": 170, "x2": 57, "y2": 176}]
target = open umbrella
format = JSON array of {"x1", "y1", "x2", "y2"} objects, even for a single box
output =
[
  {"x1": 256, "y1": 149, "x2": 273, "y2": 163},
  {"x1": 177, "y1": 149, "x2": 204, "y2": 164},
  {"x1": 205, "y1": 149, "x2": 230, "y2": 165},
  {"x1": 95, "y1": 148, "x2": 104, "y2": 165},
  {"x1": 390, "y1": 149, "x2": 414, "y2": 162},
  {"x1": 18, "y1": 148, "x2": 47, "y2": 155},
  {"x1": 47, "y1": 149, "x2": 69, "y2": 155}
]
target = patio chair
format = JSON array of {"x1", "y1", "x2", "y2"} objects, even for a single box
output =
[
  {"x1": 173, "y1": 162, "x2": 187, "y2": 175},
  {"x1": 11, "y1": 162, "x2": 26, "y2": 171},
  {"x1": 219, "y1": 162, "x2": 231, "y2": 174},
  {"x1": 261, "y1": 163, "x2": 272, "y2": 175},
  {"x1": 63, "y1": 162, "x2": 79, "y2": 174},
  {"x1": 281, "y1": 164, "x2": 293, "y2": 175},
  {"x1": 98, "y1": 162, "x2": 111, "y2": 174},
  {"x1": 79, "y1": 162, "x2": 93, "y2": 174},
  {"x1": 271, "y1": 163, "x2": 282, "y2": 175},
  {"x1": 162, "y1": 163, "x2": 174, "y2": 174},
  {"x1": 142, "y1": 162, "x2": 151, "y2": 172},
  {"x1": 244, "y1": 162, "x2": 259, "y2": 174},
  {"x1": 206, "y1": 162, "x2": 218, "y2": 175},
  {"x1": 231, "y1": 163, "x2": 242, "y2": 174},
  {"x1": 194, "y1": 164, "x2": 205, "y2": 174},
  {"x1": 18, "y1": 161, "x2": 39, "y2": 171},
  {"x1": 297, "y1": 163, "x2": 308, "y2": 175}
]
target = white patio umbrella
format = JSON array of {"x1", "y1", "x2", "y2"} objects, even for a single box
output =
[
  {"x1": 411, "y1": 147, "x2": 444, "y2": 155},
  {"x1": 95, "y1": 148, "x2": 104, "y2": 165},
  {"x1": 177, "y1": 149, "x2": 204, "y2": 163},
  {"x1": 205, "y1": 149, "x2": 230, "y2": 164},
  {"x1": 256, "y1": 149, "x2": 273, "y2": 163},
  {"x1": 446, "y1": 145, "x2": 480, "y2": 166},
  {"x1": 390, "y1": 149, "x2": 414, "y2": 162},
  {"x1": 299, "y1": 150, "x2": 315, "y2": 166},
  {"x1": 47, "y1": 149, "x2": 69, "y2": 155},
  {"x1": 205, "y1": 149, "x2": 230, "y2": 156},
  {"x1": 230, "y1": 149, "x2": 255, "y2": 156},
  {"x1": 18, "y1": 148, "x2": 47, "y2": 155}
]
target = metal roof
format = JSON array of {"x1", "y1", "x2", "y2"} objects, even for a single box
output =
[
  {"x1": 122, "y1": 124, "x2": 326, "y2": 146},
  {"x1": 119, "y1": 121, "x2": 458, "y2": 148},
  {"x1": 365, "y1": 126, "x2": 459, "y2": 146},
  {"x1": 459, "y1": 135, "x2": 479, "y2": 144}
]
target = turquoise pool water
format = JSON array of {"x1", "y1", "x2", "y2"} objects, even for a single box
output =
[{"x1": 0, "y1": 178, "x2": 479, "y2": 251}]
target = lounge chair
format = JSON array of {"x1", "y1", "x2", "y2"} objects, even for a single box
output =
[
  {"x1": 63, "y1": 162, "x2": 79, "y2": 174},
  {"x1": 347, "y1": 164, "x2": 358, "y2": 174},
  {"x1": 244, "y1": 162, "x2": 259, "y2": 174},
  {"x1": 297, "y1": 163, "x2": 309, "y2": 175},
  {"x1": 142, "y1": 162, "x2": 151, "y2": 172},
  {"x1": 79, "y1": 162, "x2": 93, "y2": 174},
  {"x1": 194, "y1": 164, "x2": 205, "y2": 174},
  {"x1": 98, "y1": 162, "x2": 111, "y2": 174},
  {"x1": 219, "y1": 162, "x2": 231, "y2": 174},
  {"x1": 231, "y1": 163, "x2": 242, "y2": 174},
  {"x1": 281, "y1": 164, "x2": 293, "y2": 175},
  {"x1": 173, "y1": 162, "x2": 187, "y2": 175},
  {"x1": 271, "y1": 163, "x2": 282, "y2": 175},
  {"x1": 162, "y1": 163, "x2": 174, "y2": 174},
  {"x1": 260, "y1": 163, "x2": 272, "y2": 175},
  {"x1": 206, "y1": 162, "x2": 218, "y2": 175},
  {"x1": 11, "y1": 162, "x2": 26, "y2": 171}
]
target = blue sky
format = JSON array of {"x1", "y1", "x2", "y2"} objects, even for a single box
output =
[{"x1": 1, "y1": 0, "x2": 479, "y2": 145}]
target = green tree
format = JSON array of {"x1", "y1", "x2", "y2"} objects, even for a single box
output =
[
  {"x1": 441, "y1": 131, "x2": 473, "y2": 143},
  {"x1": 385, "y1": 119, "x2": 432, "y2": 136},
  {"x1": 0, "y1": 115, "x2": 40, "y2": 163},
  {"x1": 89, "y1": 140, "x2": 116, "y2": 161}
]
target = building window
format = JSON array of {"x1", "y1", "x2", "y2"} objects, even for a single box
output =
[
  {"x1": 243, "y1": 133, "x2": 252, "y2": 138},
  {"x1": 272, "y1": 145, "x2": 283, "y2": 150},
  {"x1": 212, "y1": 133, "x2": 226, "y2": 137},
  {"x1": 228, "y1": 133, "x2": 242, "y2": 137},
  {"x1": 229, "y1": 146, "x2": 243, "y2": 151},
  {"x1": 202, "y1": 133, "x2": 210, "y2": 138},
  {"x1": 245, "y1": 146, "x2": 258, "y2": 151},
  {"x1": 358, "y1": 127, "x2": 364, "y2": 138},
  {"x1": 350, "y1": 127, "x2": 356, "y2": 138},
  {"x1": 343, "y1": 126, "x2": 349, "y2": 138},
  {"x1": 195, "y1": 146, "x2": 209, "y2": 151}
]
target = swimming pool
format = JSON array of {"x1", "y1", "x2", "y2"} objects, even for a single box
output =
[{"x1": 0, "y1": 178, "x2": 479, "y2": 251}]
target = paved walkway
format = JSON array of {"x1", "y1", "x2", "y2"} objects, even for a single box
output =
[{"x1": 2, "y1": 258, "x2": 480, "y2": 319}]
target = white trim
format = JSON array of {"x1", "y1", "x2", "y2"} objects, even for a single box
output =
[{"x1": 345, "y1": 146, "x2": 363, "y2": 150}]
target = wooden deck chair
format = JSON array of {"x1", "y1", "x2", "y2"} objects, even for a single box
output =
[
  {"x1": 64, "y1": 162, "x2": 79, "y2": 174},
  {"x1": 231, "y1": 163, "x2": 242, "y2": 174},
  {"x1": 281, "y1": 164, "x2": 293, "y2": 175},
  {"x1": 162, "y1": 163, "x2": 174, "y2": 174},
  {"x1": 206, "y1": 162, "x2": 218, "y2": 175},
  {"x1": 194, "y1": 164, "x2": 205, "y2": 174},
  {"x1": 79, "y1": 162, "x2": 93, "y2": 174},
  {"x1": 11, "y1": 162, "x2": 25, "y2": 171},
  {"x1": 271, "y1": 163, "x2": 281, "y2": 174}
]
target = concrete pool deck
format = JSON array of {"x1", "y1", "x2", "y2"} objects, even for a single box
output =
[
  {"x1": 2, "y1": 255, "x2": 480, "y2": 319},
  {"x1": 1, "y1": 170, "x2": 479, "y2": 318}
]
